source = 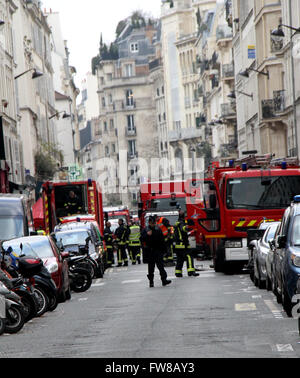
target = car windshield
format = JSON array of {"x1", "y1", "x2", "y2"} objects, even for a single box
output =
[
  {"x1": 148, "y1": 197, "x2": 186, "y2": 212},
  {"x1": 226, "y1": 176, "x2": 300, "y2": 210},
  {"x1": 0, "y1": 216, "x2": 24, "y2": 240},
  {"x1": 22, "y1": 238, "x2": 54, "y2": 259},
  {"x1": 2, "y1": 241, "x2": 38, "y2": 258},
  {"x1": 55, "y1": 230, "x2": 90, "y2": 247}
]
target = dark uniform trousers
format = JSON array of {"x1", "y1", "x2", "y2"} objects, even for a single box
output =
[
  {"x1": 106, "y1": 245, "x2": 114, "y2": 266},
  {"x1": 147, "y1": 248, "x2": 168, "y2": 282}
]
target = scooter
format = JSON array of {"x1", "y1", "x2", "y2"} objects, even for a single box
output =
[
  {"x1": 62, "y1": 252, "x2": 92, "y2": 293},
  {"x1": 0, "y1": 281, "x2": 25, "y2": 334},
  {"x1": 2, "y1": 244, "x2": 58, "y2": 317}
]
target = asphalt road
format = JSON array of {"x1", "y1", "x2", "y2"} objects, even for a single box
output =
[{"x1": 0, "y1": 260, "x2": 300, "y2": 359}]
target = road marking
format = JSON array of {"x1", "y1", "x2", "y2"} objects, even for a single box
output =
[
  {"x1": 264, "y1": 300, "x2": 284, "y2": 319},
  {"x1": 78, "y1": 298, "x2": 88, "y2": 302},
  {"x1": 274, "y1": 344, "x2": 294, "y2": 353},
  {"x1": 235, "y1": 303, "x2": 257, "y2": 311},
  {"x1": 92, "y1": 283, "x2": 106, "y2": 287},
  {"x1": 122, "y1": 280, "x2": 142, "y2": 284}
]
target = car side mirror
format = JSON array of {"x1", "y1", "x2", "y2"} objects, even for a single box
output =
[{"x1": 277, "y1": 235, "x2": 286, "y2": 249}]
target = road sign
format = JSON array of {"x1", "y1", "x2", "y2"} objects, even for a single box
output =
[{"x1": 68, "y1": 165, "x2": 83, "y2": 181}]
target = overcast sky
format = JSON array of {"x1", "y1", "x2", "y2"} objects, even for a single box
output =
[{"x1": 41, "y1": 0, "x2": 162, "y2": 89}]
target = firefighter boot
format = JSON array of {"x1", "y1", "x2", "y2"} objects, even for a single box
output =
[
  {"x1": 162, "y1": 279, "x2": 172, "y2": 287},
  {"x1": 188, "y1": 272, "x2": 200, "y2": 277},
  {"x1": 147, "y1": 274, "x2": 154, "y2": 288}
]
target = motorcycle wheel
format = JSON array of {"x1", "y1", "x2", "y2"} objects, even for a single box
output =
[
  {"x1": 20, "y1": 295, "x2": 37, "y2": 322},
  {"x1": 0, "y1": 318, "x2": 6, "y2": 336},
  {"x1": 5, "y1": 305, "x2": 25, "y2": 334},
  {"x1": 47, "y1": 292, "x2": 58, "y2": 312},
  {"x1": 34, "y1": 287, "x2": 49, "y2": 317},
  {"x1": 70, "y1": 268, "x2": 92, "y2": 293}
]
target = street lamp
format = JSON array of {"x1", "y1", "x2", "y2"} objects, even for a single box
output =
[
  {"x1": 14, "y1": 68, "x2": 43, "y2": 80},
  {"x1": 228, "y1": 90, "x2": 253, "y2": 100},
  {"x1": 239, "y1": 67, "x2": 269, "y2": 79},
  {"x1": 271, "y1": 24, "x2": 300, "y2": 39},
  {"x1": 49, "y1": 111, "x2": 71, "y2": 120}
]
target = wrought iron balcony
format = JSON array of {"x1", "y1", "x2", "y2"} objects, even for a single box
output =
[
  {"x1": 126, "y1": 128, "x2": 137, "y2": 137},
  {"x1": 261, "y1": 90, "x2": 285, "y2": 119},
  {"x1": 221, "y1": 103, "x2": 236, "y2": 119},
  {"x1": 222, "y1": 63, "x2": 234, "y2": 79}
]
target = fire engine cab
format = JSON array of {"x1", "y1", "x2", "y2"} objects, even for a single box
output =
[{"x1": 187, "y1": 155, "x2": 300, "y2": 273}]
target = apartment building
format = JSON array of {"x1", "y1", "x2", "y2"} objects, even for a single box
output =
[
  {"x1": 45, "y1": 10, "x2": 80, "y2": 167},
  {"x1": 279, "y1": 0, "x2": 300, "y2": 158},
  {"x1": 13, "y1": 0, "x2": 56, "y2": 182},
  {"x1": 90, "y1": 19, "x2": 160, "y2": 209},
  {"x1": 231, "y1": 0, "x2": 287, "y2": 158},
  {"x1": 161, "y1": 0, "x2": 217, "y2": 176}
]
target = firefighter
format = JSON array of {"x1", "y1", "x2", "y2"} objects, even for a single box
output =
[
  {"x1": 174, "y1": 211, "x2": 199, "y2": 278},
  {"x1": 128, "y1": 221, "x2": 141, "y2": 265},
  {"x1": 64, "y1": 191, "x2": 82, "y2": 216},
  {"x1": 141, "y1": 216, "x2": 171, "y2": 288},
  {"x1": 157, "y1": 217, "x2": 175, "y2": 266},
  {"x1": 103, "y1": 221, "x2": 114, "y2": 267},
  {"x1": 114, "y1": 218, "x2": 130, "y2": 267}
]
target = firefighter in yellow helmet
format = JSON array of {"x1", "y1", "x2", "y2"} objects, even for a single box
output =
[{"x1": 174, "y1": 211, "x2": 199, "y2": 278}]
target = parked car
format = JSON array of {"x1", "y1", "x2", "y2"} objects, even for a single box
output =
[
  {"x1": 52, "y1": 227, "x2": 105, "y2": 278},
  {"x1": 252, "y1": 222, "x2": 281, "y2": 289},
  {"x1": 265, "y1": 223, "x2": 281, "y2": 291},
  {"x1": 272, "y1": 196, "x2": 300, "y2": 317},
  {"x1": 3, "y1": 236, "x2": 71, "y2": 303},
  {"x1": 248, "y1": 221, "x2": 273, "y2": 281}
]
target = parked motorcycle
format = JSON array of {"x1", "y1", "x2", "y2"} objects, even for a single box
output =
[
  {"x1": 62, "y1": 252, "x2": 92, "y2": 293},
  {"x1": 0, "y1": 281, "x2": 25, "y2": 334},
  {"x1": 1, "y1": 242, "x2": 58, "y2": 317}
]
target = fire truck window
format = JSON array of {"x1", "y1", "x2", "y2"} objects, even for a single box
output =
[
  {"x1": 55, "y1": 185, "x2": 86, "y2": 217},
  {"x1": 226, "y1": 176, "x2": 300, "y2": 210}
]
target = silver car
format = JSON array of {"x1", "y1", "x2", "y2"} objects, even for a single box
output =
[{"x1": 253, "y1": 222, "x2": 281, "y2": 289}]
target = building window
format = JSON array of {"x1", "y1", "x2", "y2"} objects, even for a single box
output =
[
  {"x1": 104, "y1": 121, "x2": 108, "y2": 132},
  {"x1": 126, "y1": 89, "x2": 134, "y2": 106},
  {"x1": 125, "y1": 64, "x2": 133, "y2": 77},
  {"x1": 130, "y1": 43, "x2": 139, "y2": 53},
  {"x1": 110, "y1": 119, "x2": 114, "y2": 129},
  {"x1": 128, "y1": 140, "x2": 137, "y2": 157},
  {"x1": 127, "y1": 115, "x2": 135, "y2": 131},
  {"x1": 105, "y1": 146, "x2": 110, "y2": 157}
]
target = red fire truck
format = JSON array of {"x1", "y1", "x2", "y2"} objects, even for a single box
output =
[
  {"x1": 41, "y1": 179, "x2": 105, "y2": 235},
  {"x1": 138, "y1": 181, "x2": 188, "y2": 227},
  {"x1": 186, "y1": 155, "x2": 300, "y2": 273}
]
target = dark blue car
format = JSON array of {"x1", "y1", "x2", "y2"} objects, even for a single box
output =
[{"x1": 272, "y1": 196, "x2": 300, "y2": 317}]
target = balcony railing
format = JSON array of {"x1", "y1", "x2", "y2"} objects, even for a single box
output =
[
  {"x1": 261, "y1": 90, "x2": 285, "y2": 119},
  {"x1": 221, "y1": 103, "x2": 236, "y2": 118},
  {"x1": 126, "y1": 128, "x2": 137, "y2": 137},
  {"x1": 216, "y1": 25, "x2": 233, "y2": 41},
  {"x1": 222, "y1": 63, "x2": 234, "y2": 79}
]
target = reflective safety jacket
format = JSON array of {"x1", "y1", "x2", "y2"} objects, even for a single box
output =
[
  {"x1": 128, "y1": 225, "x2": 141, "y2": 247},
  {"x1": 115, "y1": 225, "x2": 130, "y2": 245},
  {"x1": 104, "y1": 227, "x2": 114, "y2": 248},
  {"x1": 174, "y1": 219, "x2": 190, "y2": 249}
]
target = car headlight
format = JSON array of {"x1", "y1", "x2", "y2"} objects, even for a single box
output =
[
  {"x1": 46, "y1": 262, "x2": 59, "y2": 274},
  {"x1": 291, "y1": 254, "x2": 300, "y2": 268},
  {"x1": 225, "y1": 240, "x2": 242, "y2": 248}
]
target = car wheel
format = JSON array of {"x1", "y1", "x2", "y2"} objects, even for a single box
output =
[
  {"x1": 282, "y1": 285, "x2": 293, "y2": 317},
  {"x1": 257, "y1": 265, "x2": 266, "y2": 290},
  {"x1": 266, "y1": 273, "x2": 271, "y2": 291},
  {"x1": 65, "y1": 285, "x2": 72, "y2": 300}
]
